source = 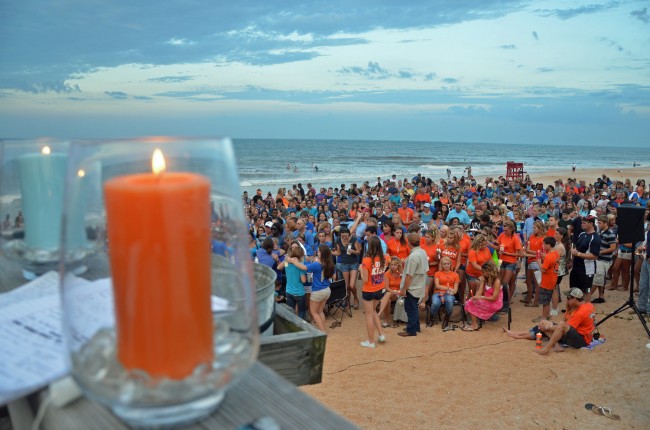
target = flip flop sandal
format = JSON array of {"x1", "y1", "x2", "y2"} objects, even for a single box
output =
[
  {"x1": 524, "y1": 302, "x2": 540, "y2": 307},
  {"x1": 585, "y1": 403, "x2": 621, "y2": 420},
  {"x1": 443, "y1": 325, "x2": 455, "y2": 332},
  {"x1": 460, "y1": 325, "x2": 478, "y2": 332}
]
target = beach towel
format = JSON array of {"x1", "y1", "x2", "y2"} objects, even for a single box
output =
[{"x1": 577, "y1": 337, "x2": 606, "y2": 351}]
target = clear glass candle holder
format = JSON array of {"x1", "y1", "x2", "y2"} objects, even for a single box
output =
[
  {"x1": 0, "y1": 139, "x2": 95, "y2": 281},
  {"x1": 60, "y1": 137, "x2": 258, "y2": 428}
]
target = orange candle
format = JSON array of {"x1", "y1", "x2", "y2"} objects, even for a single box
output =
[{"x1": 104, "y1": 149, "x2": 213, "y2": 379}]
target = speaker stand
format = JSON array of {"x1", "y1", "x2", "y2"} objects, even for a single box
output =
[{"x1": 596, "y1": 245, "x2": 650, "y2": 338}]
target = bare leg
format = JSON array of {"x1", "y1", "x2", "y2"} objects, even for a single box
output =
[
  {"x1": 609, "y1": 258, "x2": 622, "y2": 290},
  {"x1": 619, "y1": 260, "x2": 631, "y2": 291},
  {"x1": 537, "y1": 322, "x2": 570, "y2": 355},
  {"x1": 362, "y1": 298, "x2": 376, "y2": 342},
  {"x1": 349, "y1": 269, "x2": 359, "y2": 307},
  {"x1": 310, "y1": 300, "x2": 327, "y2": 332},
  {"x1": 503, "y1": 327, "x2": 534, "y2": 340}
]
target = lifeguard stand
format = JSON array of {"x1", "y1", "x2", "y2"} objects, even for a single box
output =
[{"x1": 506, "y1": 161, "x2": 526, "y2": 182}]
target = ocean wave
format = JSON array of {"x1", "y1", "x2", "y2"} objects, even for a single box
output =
[{"x1": 0, "y1": 194, "x2": 20, "y2": 206}]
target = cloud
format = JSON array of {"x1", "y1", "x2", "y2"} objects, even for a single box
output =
[
  {"x1": 442, "y1": 78, "x2": 459, "y2": 84},
  {"x1": 398, "y1": 71, "x2": 414, "y2": 79},
  {"x1": 537, "y1": 67, "x2": 554, "y2": 73},
  {"x1": 500, "y1": 44, "x2": 517, "y2": 49},
  {"x1": 147, "y1": 76, "x2": 195, "y2": 83},
  {"x1": 536, "y1": 3, "x2": 617, "y2": 20},
  {"x1": 424, "y1": 73, "x2": 437, "y2": 81},
  {"x1": 631, "y1": 8, "x2": 648, "y2": 23},
  {"x1": 105, "y1": 91, "x2": 128, "y2": 99},
  {"x1": 0, "y1": 1, "x2": 529, "y2": 91},
  {"x1": 532, "y1": 31, "x2": 539, "y2": 40},
  {"x1": 337, "y1": 61, "x2": 390, "y2": 79}
]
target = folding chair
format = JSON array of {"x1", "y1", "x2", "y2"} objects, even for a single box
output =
[
  {"x1": 478, "y1": 307, "x2": 512, "y2": 330},
  {"x1": 324, "y1": 280, "x2": 351, "y2": 328}
]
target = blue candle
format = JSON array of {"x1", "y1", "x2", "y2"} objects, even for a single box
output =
[{"x1": 18, "y1": 147, "x2": 84, "y2": 251}]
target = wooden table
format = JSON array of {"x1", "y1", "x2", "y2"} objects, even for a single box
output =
[{"x1": 17, "y1": 362, "x2": 357, "y2": 430}]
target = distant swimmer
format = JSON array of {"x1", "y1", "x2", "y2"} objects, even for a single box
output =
[
  {"x1": 314, "y1": 165, "x2": 319, "y2": 172},
  {"x1": 572, "y1": 163, "x2": 576, "y2": 173},
  {"x1": 293, "y1": 166, "x2": 299, "y2": 173},
  {"x1": 287, "y1": 163, "x2": 291, "y2": 170},
  {"x1": 633, "y1": 161, "x2": 637, "y2": 167}
]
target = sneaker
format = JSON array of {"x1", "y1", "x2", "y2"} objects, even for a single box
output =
[
  {"x1": 360, "y1": 341, "x2": 376, "y2": 348},
  {"x1": 591, "y1": 297, "x2": 606, "y2": 304},
  {"x1": 378, "y1": 335, "x2": 386, "y2": 343},
  {"x1": 550, "y1": 309, "x2": 559, "y2": 316}
]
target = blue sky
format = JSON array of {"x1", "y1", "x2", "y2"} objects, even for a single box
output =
[{"x1": 1, "y1": 0, "x2": 649, "y2": 146}]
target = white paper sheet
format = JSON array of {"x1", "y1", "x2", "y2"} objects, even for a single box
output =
[{"x1": 0, "y1": 272, "x2": 231, "y2": 405}]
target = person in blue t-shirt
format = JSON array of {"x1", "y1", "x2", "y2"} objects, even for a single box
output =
[
  {"x1": 290, "y1": 245, "x2": 336, "y2": 332},
  {"x1": 278, "y1": 243, "x2": 307, "y2": 319}
]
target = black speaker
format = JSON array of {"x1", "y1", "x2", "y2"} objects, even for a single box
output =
[{"x1": 616, "y1": 204, "x2": 646, "y2": 243}]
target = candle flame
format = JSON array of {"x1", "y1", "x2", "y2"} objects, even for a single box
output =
[
  {"x1": 41, "y1": 146, "x2": 51, "y2": 155},
  {"x1": 152, "y1": 149, "x2": 166, "y2": 175},
  {"x1": 77, "y1": 169, "x2": 86, "y2": 178}
]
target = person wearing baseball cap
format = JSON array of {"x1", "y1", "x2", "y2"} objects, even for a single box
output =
[
  {"x1": 535, "y1": 288, "x2": 596, "y2": 355},
  {"x1": 569, "y1": 215, "x2": 601, "y2": 301}
]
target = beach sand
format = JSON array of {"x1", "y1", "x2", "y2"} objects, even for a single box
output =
[
  {"x1": 300, "y1": 277, "x2": 650, "y2": 429},
  {"x1": 493, "y1": 166, "x2": 650, "y2": 190},
  {"x1": 297, "y1": 166, "x2": 650, "y2": 429}
]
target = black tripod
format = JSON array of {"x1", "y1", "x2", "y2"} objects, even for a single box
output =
[{"x1": 596, "y1": 246, "x2": 650, "y2": 338}]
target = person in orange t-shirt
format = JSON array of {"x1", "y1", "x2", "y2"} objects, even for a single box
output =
[
  {"x1": 420, "y1": 229, "x2": 440, "y2": 278},
  {"x1": 398, "y1": 198, "x2": 415, "y2": 227},
  {"x1": 524, "y1": 220, "x2": 546, "y2": 307},
  {"x1": 466, "y1": 234, "x2": 493, "y2": 296},
  {"x1": 537, "y1": 236, "x2": 560, "y2": 320},
  {"x1": 359, "y1": 236, "x2": 389, "y2": 348},
  {"x1": 497, "y1": 220, "x2": 525, "y2": 307},
  {"x1": 430, "y1": 257, "x2": 460, "y2": 329},
  {"x1": 536, "y1": 288, "x2": 595, "y2": 355},
  {"x1": 378, "y1": 257, "x2": 403, "y2": 327},
  {"x1": 387, "y1": 228, "x2": 410, "y2": 262}
]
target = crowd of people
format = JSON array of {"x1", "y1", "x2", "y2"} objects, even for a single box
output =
[{"x1": 239, "y1": 173, "x2": 650, "y2": 353}]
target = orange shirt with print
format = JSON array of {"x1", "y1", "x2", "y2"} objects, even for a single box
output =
[
  {"x1": 434, "y1": 270, "x2": 460, "y2": 293},
  {"x1": 528, "y1": 235, "x2": 544, "y2": 262},
  {"x1": 466, "y1": 247, "x2": 492, "y2": 278},
  {"x1": 439, "y1": 244, "x2": 460, "y2": 269},
  {"x1": 497, "y1": 233, "x2": 523, "y2": 264},
  {"x1": 540, "y1": 249, "x2": 559, "y2": 290},
  {"x1": 361, "y1": 256, "x2": 389, "y2": 293},
  {"x1": 420, "y1": 238, "x2": 439, "y2": 276},
  {"x1": 387, "y1": 238, "x2": 409, "y2": 259}
]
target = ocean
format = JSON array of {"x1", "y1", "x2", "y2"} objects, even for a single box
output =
[{"x1": 232, "y1": 139, "x2": 649, "y2": 194}]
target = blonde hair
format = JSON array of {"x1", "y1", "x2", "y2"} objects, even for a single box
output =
[
  {"x1": 470, "y1": 233, "x2": 487, "y2": 250},
  {"x1": 533, "y1": 220, "x2": 546, "y2": 236},
  {"x1": 482, "y1": 260, "x2": 499, "y2": 285}
]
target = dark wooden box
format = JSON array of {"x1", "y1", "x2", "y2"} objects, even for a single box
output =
[{"x1": 258, "y1": 303, "x2": 326, "y2": 386}]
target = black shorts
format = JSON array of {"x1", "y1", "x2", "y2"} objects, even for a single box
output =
[
  {"x1": 561, "y1": 326, "x2": 588, "y2": 349},
  {"x1": 362, "y1": 290, "x2": 385, "y2": 301},
  {"x1": 569, "y1": 269, "x2": 593, "y2": 294}
]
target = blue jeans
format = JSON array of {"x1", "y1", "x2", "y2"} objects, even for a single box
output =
[
  {"x1": 404, "y1": 292, "x2": 421, "y2": 334},
  {"x1": 431, "y1": 293, "x2": 455, "y2": 317},
  {"x1": 638, "y1": 259, "x2": 650, "y2": 313},
  {"x1": 286, "y1": 293, "x2": 307, "y2": 319}
]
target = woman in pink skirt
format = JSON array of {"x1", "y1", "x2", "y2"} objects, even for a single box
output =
[{"x1": 462, "y1": 260, "x2": 503, "y2": 331}]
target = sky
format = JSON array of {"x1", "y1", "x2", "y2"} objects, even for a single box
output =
[{"x1": 1, "y1": 0, "x2": 649, "y2": 146}]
